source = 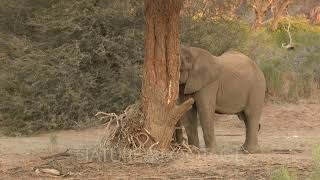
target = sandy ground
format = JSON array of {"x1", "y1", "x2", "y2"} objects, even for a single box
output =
[{"x1": 0, "y1": 103, "x2": 319, "y2": 179}]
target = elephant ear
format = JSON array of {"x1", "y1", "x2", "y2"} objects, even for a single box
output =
[{"x1": 184, "y1": 48, "x2": 222, "y2": 94}]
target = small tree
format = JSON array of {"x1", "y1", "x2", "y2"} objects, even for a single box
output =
[
  {"x1": 310, "y1": 6, "x2": 320, "y2": 25},
  {"x1": 281, "y1": 21, "x2": 295, "y2": 50},
  {"x1": 142, "y1": 0, "x2": 194, "y2": 150},
  {"x1": 270, "y1": 0, "x2": 292, "y2": 31},
  {"x1": 249, "y1": 0, "x2": 273, "y2": 29},
  {"x1": 182, "y1": 0, "x2": 244, "y2": 20}
]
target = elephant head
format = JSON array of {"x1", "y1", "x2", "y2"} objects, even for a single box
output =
[{"x1": 180, "y1": 45, "x2": 222, "y2": 94}]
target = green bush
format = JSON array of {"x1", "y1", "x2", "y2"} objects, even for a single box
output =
[
  {"x1": 181, "y1": 18, "x2": 249, "y2": 55},
  {"x1": 287, "y1": 73, "x2": 313, "y2": 101},
  {"x1": 259, "y1": 60, "x2": 285, "y2": 97},
  {"x1": 240, "y1": 19, "x2": 320, "y2": 102},
  {"x1": 0, "y1": 0, "x2": 144, "y2": 135},
  {"x1": 271, "y1": 166, "x2": 297, "y2": 180},
  {"x1": 310, "y1": 145, "x2": 320, "y2": 180},
  {"x1": 272, "y1": 17, "x2": 320, "y2": 47}
]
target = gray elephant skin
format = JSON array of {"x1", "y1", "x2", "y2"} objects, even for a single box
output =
[{"x1": 178, "y1": 45, "x2": 266, "y2": 153}]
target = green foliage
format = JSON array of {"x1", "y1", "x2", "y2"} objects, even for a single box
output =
[
  {"x1": 313, "y1": 145, "x2": 320, "y2": 166},
  {"x1": 272, "y1": 17, "x2": 320, "y2": 47},
  {"x1": 259, "y1": 60, "x2": 285, "y2": 96},
  {"x1": 310, "y1": 145, "x2": 320, "y2": 180},
  {"x1": 181, "y1": 18, "x2": 250, "y2": 55},
  {"x1": 271, "y1": 166, "x2": 297, "y2": 180},
  {"x1": 287, "y1": 73, "x2": 313, "y2": 101},
  {"x1": 240, "y1": 20, "x2": 320, "y2": 102}
]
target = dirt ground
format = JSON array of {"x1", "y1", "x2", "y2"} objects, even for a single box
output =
[{"x1": 0, "y1": 103, "x2": 319, "y2": 179}]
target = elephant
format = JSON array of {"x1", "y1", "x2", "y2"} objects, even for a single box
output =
[{"x1": 177, "y1": 45, "x2": 266, "y2": 153}]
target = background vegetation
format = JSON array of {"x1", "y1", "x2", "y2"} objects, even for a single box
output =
[{"x1": 0, "y1": 0, "x2": 319, "y2": 135}]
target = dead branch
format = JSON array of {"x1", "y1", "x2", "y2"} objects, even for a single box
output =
[
  {"x1": 35, "y1": 168, "x2": 61, "y2": 176},
  {"x1": 96, "y1": 102, "x2": 199, "y2": 163},
  {"x1": 272, "y1": 149, "x2": 303, "y2": 154},
  {"x1": 216, "y1": 133, "x2": 244, "y2": 136},
  {"x1": 182, "y1": 142, "x2": 192, "y2": 153},
  {"x1": 40, "y1": 149, "x2": 70, "y2": 160},
  {"x1": 281, "y1": 20, "x2": 295, "y2": 50},
  {"x1": 143, "y1": 127, "x2": 156, "y2": 142},
  {"x1": 149, "y1": 141, "x2": 160, "y2": 151}
]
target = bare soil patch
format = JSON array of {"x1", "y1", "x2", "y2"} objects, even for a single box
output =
[{"x1": 0, "y1": 103, "x2": 319, "y2": 179}]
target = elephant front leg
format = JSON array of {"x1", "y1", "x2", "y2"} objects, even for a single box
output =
[
  {"x1": 198, "y1": 107, "x2": 216, "y2": 151},
  {"x1": 182, "y1": 105, "x2": 199, "y2": 147},
  {"x1": 194, "y1": 85, "x2": 218, "y2": 152}
]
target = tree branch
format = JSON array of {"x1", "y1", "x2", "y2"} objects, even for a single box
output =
[
  {"x1": 171, "y1": 98, "x2": 195, "y2": 124},
  {"x1": 281, "y1": 21, "x2": 295, "y2": 50}
]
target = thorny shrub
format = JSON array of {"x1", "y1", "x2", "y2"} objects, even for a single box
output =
[{"x1": 0, "y1": 0, "x2": 143, "y2": 135}]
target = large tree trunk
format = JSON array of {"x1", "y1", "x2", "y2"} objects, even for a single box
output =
[{"x1": 142, "y1": 0, "x2": 194, "y2": 150}]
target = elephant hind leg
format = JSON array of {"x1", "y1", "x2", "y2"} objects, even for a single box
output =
[
  {"x1": 242, "y1": 110, "x2": 262, "y2": 153},
  {"x1": 237, "y1": 111, "x2": 261, "y2": 131},
  {"x1": 241, "y1": 83, "x2": 265, "y2": 153}
]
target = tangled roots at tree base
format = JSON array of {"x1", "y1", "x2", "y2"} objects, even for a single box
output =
[{"x1": 95, "y1": 102, "x2": 199, "y2": 163}]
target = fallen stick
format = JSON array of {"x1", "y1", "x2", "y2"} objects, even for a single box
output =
[
  {"x1": 35, "y1": 168, "x2": 61, "y2": 176},
  {"x1": 272, "y1": 149, "x2": 304, "y2": 154},
  {"x1": 40, "y1": 149, "x2": 70, "y2": 160},
  {"x1": 216, "y1": 134, "x2": 244, "y2": 136},
  {"x1": 4, "y1": 167, "x2": 23, "y2": 174}
]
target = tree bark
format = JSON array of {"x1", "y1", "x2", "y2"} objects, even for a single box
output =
[{"x1": 142, "y1": 0, "x2": 194, "y2": 150}]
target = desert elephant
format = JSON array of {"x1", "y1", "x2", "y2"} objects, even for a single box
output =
[{"x1": 178, "y1": 45, "x2": 266, "y2": 153}]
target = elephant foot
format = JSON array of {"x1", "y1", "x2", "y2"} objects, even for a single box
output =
[
  {"x1": 241, "y1": 144, "x2": 261, "y2": 154},
  {"x1": 208, "y1": 147, "x2": 217, "y2": 152},
  {"x1": 204, "y1": 144, "x2": 218, "y2": 153},
  {"x1": 202, "y1": 147, "x2": 217, "y2": 154}
]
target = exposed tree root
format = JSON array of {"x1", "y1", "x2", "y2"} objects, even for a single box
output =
[{"x1": 95, "y1": 102, "x2": 197, "y2": 163}]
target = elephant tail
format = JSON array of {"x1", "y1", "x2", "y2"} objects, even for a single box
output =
[{"x1": 237, "y1": 112, "x2": 246, "y2": 121}]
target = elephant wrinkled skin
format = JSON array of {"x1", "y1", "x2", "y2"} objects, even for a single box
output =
[{"x1": 177, "y1": 45, "x2": 266, "y2": 153}]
